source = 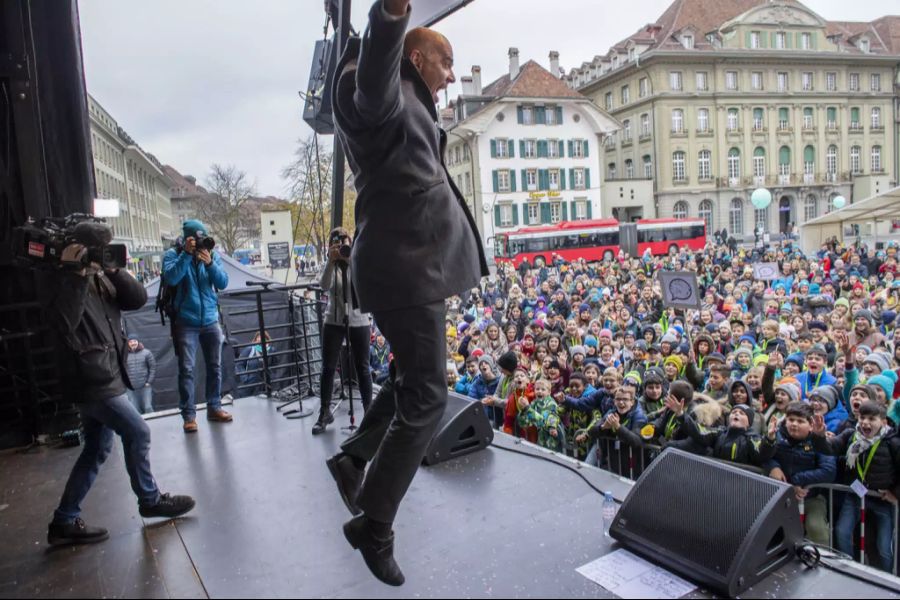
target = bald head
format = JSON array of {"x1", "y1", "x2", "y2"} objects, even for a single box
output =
[
  {"x1": 403, "y1": 27, "x2": 451, "y2": 59},
  {"x1": 403, "y1": 27, "x2": 456, "y2": 103}
]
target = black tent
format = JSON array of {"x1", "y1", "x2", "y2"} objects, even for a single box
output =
[{"x1": 124, "y1": 254, "x2": 322, "y2": 412}]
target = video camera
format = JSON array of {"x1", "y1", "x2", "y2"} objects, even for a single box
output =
[{"x1": 12, "y1": 213, "x2": 127, "y2": 270}]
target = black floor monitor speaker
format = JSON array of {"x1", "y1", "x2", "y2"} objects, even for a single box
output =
[
  {"x1": 609, "y1": 448, "x2": 802, "y2": 597},
  {"x1": 422, "y1": 391, "x2": 493, "y2": 466}
]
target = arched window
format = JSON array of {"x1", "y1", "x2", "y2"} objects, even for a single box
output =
[
  {"x1": 674, "y1": 201, "x2": 689, "y2": 219},
  {"x1": 850, "y1": 146, "x2": 861, "y2": 174},
  {"x1": 727, "y1": 108, "x2": 739, "y2": 131},
  {"x1": 698, "y1": 150, "x2": 711, "y2": 180},
  {"x1": 697, "y1": 108, "x2": 710, "y2": 132},
  {"x1": 779, "y1": 146, "x2": 791, "y2": 177},
  {"x1": 730, "y1": 198, "x2": 744, "y2": 235},
  {"x1": 643, "y1": 155, "x2": 653, "y2": 179},
  {"x1": 699, "y1": 199, "x2": 713, "y2": 235},
  {"x1": 728, "y1": 148, "x2": 741, "y2": 179},
  {"x1": 752, "y1": 108, "x2": 764, "y2": 131},
  {"x1": 803, "y1": 107, "x2": 813, "y2": 129},
  {"x1": 623, "y1": 119, "x2": 632, "y2": 140},
  {"x1": 608, "y1": 162, "x2": 618, "y2": 180},
  {"x1": 804, "y1": 194, "x2": 818, "y2": 221},
  {"x1": 872, "y1": 146, "x2": 882, "y2": 172},
  {"x1": 804, "y1": 145, "x2": 815, "y2": 176},
  {"x1": 753, "y1": 147, "x2": 766, "y2": 177},
  {"x1": 625, "y1": 159, "x2": 634, "y2": 179},
  {"x1": 672, "y1": 109, "x2": 684, "y2": 133},
  {"x1": 672, "y1": 151, "x2": 686, "y2": 182},
  {"x1": 826, "y1": 145, "x2": 838, "y2": 176}
]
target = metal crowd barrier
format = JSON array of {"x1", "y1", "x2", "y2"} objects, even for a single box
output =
[
  {"x1": 805, "y1": 483, "x2": 900, "y2": 575},
  {"x1": 503, "y1": 425, "x2": 898, "y2": 575},
  {"x1": 222, "y1": 283, "x2": 324, "y2": 410}
]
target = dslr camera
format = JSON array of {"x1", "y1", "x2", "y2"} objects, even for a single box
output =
[
  {"x1": 329, "y1": 230, "x2": 351, "y2": 259},
  {"x1": 13, "y1": 214, "x2": 127, "y2": 270},
  {"x1": 193, "y1": 232, "x2": 216, "y2": 251}
]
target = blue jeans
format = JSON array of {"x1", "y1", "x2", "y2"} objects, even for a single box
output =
[
  {"x1": 836, "y1": 494, "x2": 896, "y2": 572},
  {"x1": 127, "y1": 386, "x2": 154, "y2": 414},
  {"x1": 176, "y1": 322, "x2": 223, "y2": 421},
  {"x1": 53, "y1": 393, "x2": 160, "y2": 524}
]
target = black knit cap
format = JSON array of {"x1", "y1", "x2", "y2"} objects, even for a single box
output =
[{"x1": 497, "y1": 351, "x2": 518, "y2": 373}]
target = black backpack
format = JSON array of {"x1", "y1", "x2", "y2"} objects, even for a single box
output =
[{"x1": 155, "y1": 243, "x2": 185, "y2": 327}]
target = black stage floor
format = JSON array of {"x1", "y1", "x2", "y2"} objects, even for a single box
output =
[{"x1": 0, "y1": 396, "x2": 897, "y2": 599}]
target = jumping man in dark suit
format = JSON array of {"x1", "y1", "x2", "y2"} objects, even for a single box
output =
[{"x1": 325, "y1": 0, "x2": 488, "y2": 586}]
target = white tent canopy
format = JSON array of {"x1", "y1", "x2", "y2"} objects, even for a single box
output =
[{"x1": 799, "y1": 185, "x2": 900, "y2": 252}]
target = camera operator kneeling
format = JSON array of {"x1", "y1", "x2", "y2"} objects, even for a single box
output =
[
  {"x1": 313, "y1": 227, "x2": 373, "y2": 434},
  {"x1": 44, "y1": 225, "x2": 194, "y2": 546}
]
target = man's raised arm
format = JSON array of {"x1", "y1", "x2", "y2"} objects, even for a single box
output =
[{"x1": 354, "y1": 0, "x2": 410, "y2": 126}]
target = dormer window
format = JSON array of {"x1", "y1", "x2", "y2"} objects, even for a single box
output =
[
  {"x1": 859, "y1": 38, "x2": 870, "y2": 53},
  {"x1": 612, "y1": 55, "x2": 620, "y2": 68},
  {"x1": 683, "y1": 35, "x2": 694, "y2": 49},
  {"x1": 628, "y1": 47, "x2": 636, "y2": 61}
]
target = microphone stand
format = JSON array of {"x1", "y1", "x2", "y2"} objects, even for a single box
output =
[{"x1": 338, "y1": 260, "x2": 357, "y2": 433}]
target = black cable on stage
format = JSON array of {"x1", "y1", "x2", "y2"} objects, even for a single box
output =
[{"x1": 489, "y1": 436, "x2": 622, "y2": 501}]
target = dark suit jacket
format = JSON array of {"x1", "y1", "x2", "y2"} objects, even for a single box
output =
[{"x1": 331, "y1": 1, "x2": 488, "y2": 313}]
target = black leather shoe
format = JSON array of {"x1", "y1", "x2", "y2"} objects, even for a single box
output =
[
  {"x1": 139, "y1": 493, "x2": 196, "y2": 519},
  {"x1": 311, "y1": 409, "x2": 334, "y2": 435},
  {"x1": 47, "y1": 518, "x2": 109, "y2": 546},
  {"x1": 343, "y1": 515, "x2": 405, "y2": 586},
  {"x1": 326, "y1": 453, "x2": 363, "y2": 515}
]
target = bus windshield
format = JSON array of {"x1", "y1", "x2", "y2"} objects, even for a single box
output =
[{"x1": 494, "y1": 234, "x2": 508, "y2": 258}]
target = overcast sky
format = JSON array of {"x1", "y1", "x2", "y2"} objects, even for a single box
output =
[{"x1": 79, "y1": 0, "x2": 894, "y2": 197}]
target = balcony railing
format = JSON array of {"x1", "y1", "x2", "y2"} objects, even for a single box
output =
[
  {"x1": 803, "y1": 173, "x2": 815, "y2": 184},
  {"x1": 778, "y1": 174, "x2": 791, "y2": 185},
  {"x1": 849, "y1": 123, "x2": 863, "y2": 133}
]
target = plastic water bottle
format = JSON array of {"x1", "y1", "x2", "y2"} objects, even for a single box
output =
[{"x1": 602, "y1": 491, "x2": 618, "y2": 538}]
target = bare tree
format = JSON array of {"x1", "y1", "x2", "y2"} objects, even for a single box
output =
[
  {"x1": 281, "y1": 135, "x2": 354, "y2": 255},
  {"x1": 196, "y1": 164, "x2": 256, "y2": 254}
]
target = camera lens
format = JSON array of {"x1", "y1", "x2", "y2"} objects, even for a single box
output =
[{"x1": 339, "y1": 244, "x2": 351, "y2": 258}]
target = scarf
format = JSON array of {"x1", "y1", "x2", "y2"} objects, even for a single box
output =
[{"x1": 846, "y1": 423, "x2": 891, "y2": 469}]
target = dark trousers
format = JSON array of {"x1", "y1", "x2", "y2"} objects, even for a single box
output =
[
  {"x1": 320, "y1": 324, "x2": 373, "y2": 412},
  {"x1": 340, "y1": 301, "x2": 446, "y2": 524}
]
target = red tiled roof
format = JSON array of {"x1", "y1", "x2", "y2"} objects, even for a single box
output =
[{"x1": 482, "y1": 60, "x2": 583, "y2": 99}]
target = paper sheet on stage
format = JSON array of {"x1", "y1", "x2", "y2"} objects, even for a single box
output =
[{"x1": 577, "y1": 548, "x2": 697, "y2": 599}]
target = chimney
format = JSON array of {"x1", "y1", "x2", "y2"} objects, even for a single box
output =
[
  {"x1": 549, "y1": 51, "x2": 560, "y2": 78},
  {"x1": 471, "y1": 66, "x2": 482, "y2": 95},
  {"x1": 461, "y1": 75, "x2": 474, "y2": 96},
  {"x1": 508, "y1": 47, "x2": 520, "y2": 79}
]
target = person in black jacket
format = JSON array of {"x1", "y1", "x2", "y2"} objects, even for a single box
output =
[
  {"x1": 326, "y1": 0, "x2": 488, "y2": 586},
  {"x1": 682, "y1": 404, "x2": 773, "y2": 467},
  {"x1": 814, "y1": 401, "x2": 900, "y2": 572},
  {"x1": 45, "y1": 232, "x2": 194, "y2": 547}
]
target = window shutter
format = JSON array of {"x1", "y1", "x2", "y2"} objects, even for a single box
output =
[
  {"x1": 770, "y1": 32, "x2": 776, "y2": 47},
  {"x1": 492, "y1": 170, "x2": 499, "y2": 193},
  {"x1": 585, "y1": 169, "x2": 591, "y2": 190},
  {"x1": 811, "y1": 34, "x2": 817, "y2": 50},
  {"x1": 517, "y1": 106, "x2": 524, "y2": 124},
  {"x1": 569, "y1": 168, "x2": 575, "y2": 189},
  {"x1": 520, "y1": 140, "x2": 526, "y2": 158},
  {"x1": 560, "y1": 171, "x2": 566, "y2": 190},
  {"x1": 541, "y1": 202, "x2": 552, "y2": 224},
  {"x1": 558, "y1": 140, "x2": 565, "y2": 157},
  {"x1": 760, "y1": 32, "x2": 767, "y2": 49},
  {"x1": 510, "y1": 171, "x2": 517, "y2": 192},
  {"x1": 562, "y1": 202, "x2": 568, "y2": 221},
  {"x1": 804, "y1": 145, "x2": 815, "y2": 163},
  {"x1": 508, "y1": 139, "x2": 515, "y2": 158},
  {"x1": 556, "y1": 106, "x2": 563, "y2": 125},
  {"x1": 540, "y1": 169, "x2": 549, "y2": 191},
  {"x1": 587, "y1": 201, "x2": 593, "y2": 219},
  {"x1": 538, "y1": 140, "x2": 546, "y2": 158},
  {"x1": 583, "y1": 140, "x2": 589, "y2": 158},
  {"x1": 779, "y1": 107, "x2": 789, "y2": 121},
  {"x1": 827, "y1": 107, "x2": 836, "y2": 122},
  {"x1": 745, "y1": 31, "x2": 752, "y2": 48},
  {"x1": 851, "y1": 107, "x2": 860, "y2": 122},
  {"x1": 536, "y1": 106, "x2": 546, "y2": 125},
  {"x1": 512, "y1": 204, "x2": 519, "y2": 226},
  {"x1": 521, "y1": 169, "x2": 527, "y2": 190},
  {"x1": 494, "y1": 204, "x2": 501, "y2": 227},
  {"x1": 785, "y1": 33, "x2": 792, "y2": 49},
  {"x1": 795, "y1": 32, "x2": 802, "y2": 48},
  {"x1": 490, "y1": 139, "x2": 497, "y2": 158},
  {"x1": 568, "y1": 140, "x2": 574, "y2": 157}
]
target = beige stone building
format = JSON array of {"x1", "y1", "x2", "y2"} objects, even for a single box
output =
[
  {"x1": 566, "y1": 0, "x2": 900, "y2": 240},
  {"x1": 88, "y1": 95, "x2": 174, "y2": 270}
]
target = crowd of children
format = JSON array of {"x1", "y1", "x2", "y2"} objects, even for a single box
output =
[{"x1": 442, "y1": 238, "x2": 900, "y2": 572}]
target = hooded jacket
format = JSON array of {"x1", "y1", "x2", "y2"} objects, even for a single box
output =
[{"x1": 161, "y1": 247, "x2": 229, "y2": 327}]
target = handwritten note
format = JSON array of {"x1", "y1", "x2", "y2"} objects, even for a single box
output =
[{"x1": 577, "y1": 549, "x2": 697, "y2": 599}]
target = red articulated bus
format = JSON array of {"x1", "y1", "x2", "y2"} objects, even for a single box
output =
[{"x1": 493, "y1": 218, "x2": 706, "y2": 267}]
